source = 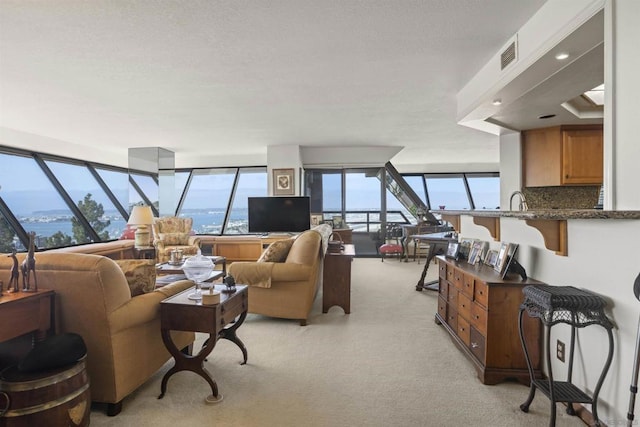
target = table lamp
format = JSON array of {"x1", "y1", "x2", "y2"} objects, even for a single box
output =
[{"x1": 128, "y1": 205, "x2": 154, "y2": 248}]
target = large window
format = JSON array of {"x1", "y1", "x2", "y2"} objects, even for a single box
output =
[
  {"x1": 304, "y1": 168, "x2": 500, "y2": 232},
  {"x1": 129, "y1": 173, "x2": 158, "y2": 209},
  {"x1": 95, "y1": 167, "x2": 129, "y2": 212},
  {"x1": 225, "y1": 168, "x2": 268, "y2": 234},
  {"x1": 322, "y1": 172, "x2": 342, "y2": 215},
  {"x1": 0, "y1": 146, "x2": 270, "y2": 251},
  {"x1": 179, "y1": 168, "x2": 236, "y2": 234},
  {"x1": 466, "y1": 174, "x2": 500, "y2": 210},
  {"x1": 0, "y1": 142, "x2": 498, "y2": 253},
  {"x1": 45, "y1": 160, "x2": 125, "y2": 241},
  {"x1": 345, "y1": 170, "x2": 381, "y2": 232},
  {"x1": 424, "y1": 174, "x2": 471, "y2": 211},
  {"x1": 0, "y1": 152, "x2": 90, "y2": 249}
]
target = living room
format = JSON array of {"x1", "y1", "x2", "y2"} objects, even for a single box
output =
[{"x1": 1, "y1": 1, "x2": 640, "y2": 426}]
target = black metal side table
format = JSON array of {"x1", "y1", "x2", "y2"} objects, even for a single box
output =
[{"x1": 518, "y1": 284, "x2": 614, "y2": 427}]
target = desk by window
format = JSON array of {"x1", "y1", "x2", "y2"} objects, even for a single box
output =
[{"x1": 411, "y1": 232, "x2": 457, "y2": 291}]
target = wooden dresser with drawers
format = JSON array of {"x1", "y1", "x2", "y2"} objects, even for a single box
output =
[{"x1": 435, "y1": 255, "x2": 542, "y2": 385}]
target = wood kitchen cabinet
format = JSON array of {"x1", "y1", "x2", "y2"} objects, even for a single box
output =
[
  {"x1": 435, "y1": 256, "x2": 542, "y2": 385},
  {"x1": 522, "y1": 125, "x2": 603, "y2": 187}
]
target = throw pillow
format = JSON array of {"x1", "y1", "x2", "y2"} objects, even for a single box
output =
[
  {"x1": 258, "y1": 239, "x2": 295, "y2": 263},
  {"x1": 115, "y1": 259, "x2": 157, "y2": 296},
  {"x1": 158, "y1": 232, "x2": 189, "y2": 245}
]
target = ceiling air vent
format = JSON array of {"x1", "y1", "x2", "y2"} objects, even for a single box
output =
[{"x1": 500, "y1": 37, "x2": 517, "y2": 70}]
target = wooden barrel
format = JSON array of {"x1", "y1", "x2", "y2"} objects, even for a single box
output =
[{"x1": 0, "y1": 358, "x2": 90, "y2": 427}]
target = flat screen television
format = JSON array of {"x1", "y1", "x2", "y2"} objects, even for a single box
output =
[{"x1": 248, "y1": 196, "x2": 311, "y2": 233}]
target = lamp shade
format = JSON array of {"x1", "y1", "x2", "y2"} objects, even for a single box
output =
[
  {"x1": 128, "y1": 206, "x2": 154, "y2": 226},
  {"x1": 128, "y1": 206, "x2": 154, "y2": 248}
]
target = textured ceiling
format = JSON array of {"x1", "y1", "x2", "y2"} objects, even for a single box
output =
[{"x1": 0, "y1": 0, "x2": 547, "y2": 170}]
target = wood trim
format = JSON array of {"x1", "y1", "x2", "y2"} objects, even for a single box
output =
[
  {"x1": 441, "y1": 214, "x2": 460, "y2": 232},
  {"x1": 524, "y1": 219, "x2": 568, "y2": 256},
  {"x1": 472, "y1": 216, "x2": 500, "y2": 241}
]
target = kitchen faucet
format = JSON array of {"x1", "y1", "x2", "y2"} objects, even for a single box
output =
[{"x1": 510, "y1": 190, "x2": 529, "y2": 211}]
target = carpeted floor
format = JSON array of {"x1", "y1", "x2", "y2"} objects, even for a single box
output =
[{"x1": 90, "y1": 258, "x2": 584, "y2": 427}]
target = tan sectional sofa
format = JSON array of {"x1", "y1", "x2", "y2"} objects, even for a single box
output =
[
  {"x1": 228, "y1": 228, "x2": 325, "y2": 325},
  {"x1": 0, "y1": 249, "x2": 195, "y2": 416}
]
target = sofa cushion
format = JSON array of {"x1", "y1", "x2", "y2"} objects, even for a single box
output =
[
  {"x1": 258, "y1": 239, "x2": 295, "y2": 263},
  {"x1": 114, "y1": 259, "x2": 157, "y2": 296},
  {"x1": 157, "y1": 232, "x2": 189, "y2": 245}
]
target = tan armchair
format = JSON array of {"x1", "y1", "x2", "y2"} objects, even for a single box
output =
[
  {"x1": 152, "y1": 216, "x2": 201, "y2": 263},
  {"x1": 0, "y1": 252, "x2": 195, "y2": 416},
  {"x1": 228, "y1": 229, "x2": 324, "y2": 326}
]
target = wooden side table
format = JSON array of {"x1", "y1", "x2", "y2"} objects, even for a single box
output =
[
  {"x1": 133, "y1": 246, "x2": 156, "y2": 260},
  {"x1": 158, "y1": 285, "x2": 248, "y2": 403},
  {"x1": 322, "y1": 244, "x2": 355, "y2": 314},
  {"x1": 0, "y1": 289, "x2": 54, "y2": 344}
]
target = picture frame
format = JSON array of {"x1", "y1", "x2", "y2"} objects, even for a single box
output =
[
  {"x1": 494, "y1": 242, "x2": 512, "y2": 274},
  {"x1": 501, "y1": 243, "x2": 525, "y2": 280},
  {"x1": 310, "y1": 213, "x2": 324, "y2": 227},
  {"x1": 272, "y1": 168, "x2": 295, "y2": 196},
  {"x1": 459, "y1": 238, "x2": 476, "y2": 260},
  {"x1": 468, "y1": 241, "x2": 487, "y2": 265},
  {"x1": 332, "y1": 215, "x2": 344, "y2": 229},
  {"x1": 484, "y1": 249, "x2": 498, "y2": 267},
  {"x1": 445, "y1": 241, "x2": 460, "y2": 259}
]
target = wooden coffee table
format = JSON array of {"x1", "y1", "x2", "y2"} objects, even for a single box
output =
[{"x1": 158, "y1": 284, "x2": 248, "y2": 404}]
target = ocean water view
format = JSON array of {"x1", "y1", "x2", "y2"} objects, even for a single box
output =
[
  {"x1": 19, "y1": 210, "x2": 245, "y2": 241},
  {"x1": 14, "y1": 207, "x2": 394, "y2": 249}
]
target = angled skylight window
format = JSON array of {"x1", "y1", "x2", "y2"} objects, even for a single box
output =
[{"x1": 583, "y1": 84, "x2": 604, "y2": 106}]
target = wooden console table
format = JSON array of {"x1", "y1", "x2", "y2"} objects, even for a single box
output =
[
  {"x1": 322, "y1": 244, "x2": 355, "y2": 314},
  {"x1": 435, "y1": 256, "x2": 542, "y2": 385},
  {"x1": 0, "y1": 290, "x2": 54, "y2": 344}
]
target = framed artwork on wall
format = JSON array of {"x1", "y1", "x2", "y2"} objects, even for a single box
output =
[{"x1": 273, "y1": 168, "x2": 295, "y2": 196}]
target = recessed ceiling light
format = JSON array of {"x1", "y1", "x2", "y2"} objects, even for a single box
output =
[
  {"x1": 538, "y1": 114, "x2": 556, "y2": 119},
  {"x1": 555, "y1": 52, "x2": 570, "y2": 60},
  {"x1": 492, "y1": 99, "x2": 502, "y2": 106}
]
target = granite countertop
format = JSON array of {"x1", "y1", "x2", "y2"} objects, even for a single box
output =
[{"x1": 434, "y1": 209, "x2": 640, "y2": 220}]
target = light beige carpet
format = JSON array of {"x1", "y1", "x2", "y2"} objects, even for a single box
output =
[{"x1": 90, "y1": 258, "x2": 584, "y2": 427}]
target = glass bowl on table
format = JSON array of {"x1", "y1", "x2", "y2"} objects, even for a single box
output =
[{"x1": 182, "y1": 250, "x2": 214, "y2": 301}]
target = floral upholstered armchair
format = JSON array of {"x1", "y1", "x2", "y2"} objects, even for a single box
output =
[{"x1": 152, "y1": 216, "x2": 201, "y2": 263}]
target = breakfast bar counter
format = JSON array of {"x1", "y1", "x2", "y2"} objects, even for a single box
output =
[{"x1": 435, "y1": 209, "x2": 640, "y2": 257}]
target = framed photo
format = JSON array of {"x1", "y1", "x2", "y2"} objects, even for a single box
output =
[
  {"x1": 445, "y1": 242, "x2": 460, "y2": 259},
  {"x1": 332, "y1": 215, "x2": 344, "y2": 229},
  {"x1": 484, "y1": 250, "x2": 498, "y2": 267},
  {"x1": 459, "y1": 238, "x2": 476, "y2": 260},
  {"x1": 310, "y1": 213, "x2": 323, "y2": 227},
  {"x1": 494, "y1": 242, "x2": 512, "y2": 274},
  {"x1": 468, "y1": 241, "x2": 487, "y2": 265},
  {"x1": 273, "y1": 168, "x2": 295, "y2": 196}
]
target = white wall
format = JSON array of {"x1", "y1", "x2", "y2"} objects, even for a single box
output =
[
  {"x1": 266, "y1": 144, "x2": 302, "y2": 196},
  {"x1": 458, "y1": 2, "x2": 640, "y2": 421},
  {"x1": 610, "y1": 0, "x2": 640, "y2": 209}
]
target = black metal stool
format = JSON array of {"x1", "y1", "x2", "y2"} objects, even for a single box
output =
[{"x1": 518, "y1": 284, "x2": 614, "y2": 427}]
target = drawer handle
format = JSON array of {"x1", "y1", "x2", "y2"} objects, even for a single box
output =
[
  {"x1": 475, "y1": 315, "x2": 480, "y2": 319},
  {"x1": 471, "y1": 342, "x2": 479, "y2": 348},
  {"x1": 459, "y1": 327, "x2": 465, "y2": 332}
]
